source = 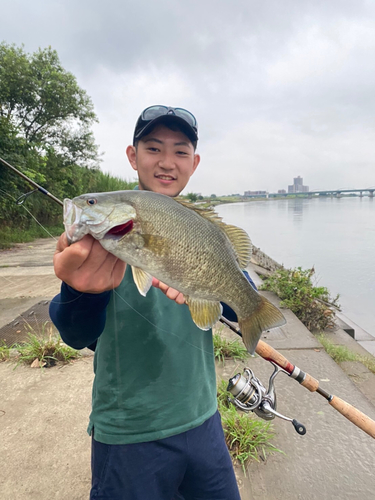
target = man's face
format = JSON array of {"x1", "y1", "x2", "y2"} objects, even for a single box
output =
[{"x1": 126, "y1": 124, "x2": 200, "y2": 197}]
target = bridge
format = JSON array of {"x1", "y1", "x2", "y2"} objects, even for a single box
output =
[{"x1": 267, "y1": 188, "x2": 375, "y2": 199}]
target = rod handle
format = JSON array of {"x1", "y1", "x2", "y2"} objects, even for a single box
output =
[
  {"x1": 255, "y1": 340, "x2": 294, "y2": 371},
  {"x1": 329, "y1": 396, "x2": 375, "y2": 439},
  {"x1": 256, "y1": 340, "x2": 319, "y2": 391}
]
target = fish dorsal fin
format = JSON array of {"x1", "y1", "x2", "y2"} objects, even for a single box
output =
[
  {"x1": 220, "y1": 224, "x2": 252, "y2": 269},
  {"x1": 174, "y1": 198, "x2": 252, "y2": 268},
  {"x1": 131, "y1": 266, "x2": 153, "y2": 297},
  {"x1": 174, "y1": 198, "x2": 223, "y2": 223},
  {"x1": 185, "y1": 296, "x2": 223, "y2": 330}
]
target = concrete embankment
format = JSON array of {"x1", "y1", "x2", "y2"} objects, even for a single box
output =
[{"x1": 0, "y1": 239, "x2": 375, "y2": 500}]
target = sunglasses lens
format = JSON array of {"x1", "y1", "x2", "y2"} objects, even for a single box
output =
[
  {"x1": 174, "y1": 108, "x2": 197, "y2": 127},
  {"x1": 142, "y1": 106, "x2": 168, "y2": 121}
]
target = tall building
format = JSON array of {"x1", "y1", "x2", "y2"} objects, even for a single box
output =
[{"x1": 288, "y1": 176, "x2": 309, "y2": 193}]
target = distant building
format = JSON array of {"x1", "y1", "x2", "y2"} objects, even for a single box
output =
[
  {"x1": 244, "y1": 190, "x2": 267, "y2": 197},
  {"x1": 278, "y1": 189, "x2": 286, "y2": 194},
  {"x1": 288, "y1": 176, "x2": 309, "y2": 193}
]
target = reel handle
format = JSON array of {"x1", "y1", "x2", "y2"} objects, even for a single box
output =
[{"x1": 292, "y1": 419, "x2": 307, "y2": 435}]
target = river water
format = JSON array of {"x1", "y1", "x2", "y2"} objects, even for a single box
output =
[{"x1": 217, "y1": 196, "x2": 375, "y2": 337}]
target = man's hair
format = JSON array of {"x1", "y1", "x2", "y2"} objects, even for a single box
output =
[{"x1": 134, "y1": 122, "x2": 197, "y2": 151}]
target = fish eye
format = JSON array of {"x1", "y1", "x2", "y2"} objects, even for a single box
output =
[{"x1": 87, "y1": 198, "x2": 97, "y2": 205}]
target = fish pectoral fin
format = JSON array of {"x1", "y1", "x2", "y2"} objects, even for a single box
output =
[
  {"x1": 131, "y1": 266, "x2": 153, "y2": 297},
  {"x1": 186, "y1": 297, "x2": 223, "y2": 331},
  {"x1": 239, "y1": 296, "x2": 286, "y2": 355}
]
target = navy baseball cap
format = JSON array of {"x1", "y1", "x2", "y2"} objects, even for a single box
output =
[{"x1": 133, "y1": 105, "x2": 199, "y2": 145}]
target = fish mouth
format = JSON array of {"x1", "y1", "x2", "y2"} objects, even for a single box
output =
[
  {"x1": 64, "y1": 199, "x2": 87, "y2": 243},
  {"x1": 103, "y1": 220, "x2": 134, "y2": 240}
]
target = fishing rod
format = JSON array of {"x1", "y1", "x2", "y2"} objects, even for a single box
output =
[
  {"x1": 220, "y1": 316, "x2": 375, "y2": 439},
  {"x1": 0, "y1": 156, "x2": 63, "y2": 207},
  {"x1": 2, "y1": 156, "x2": 375, "y2": 439}
]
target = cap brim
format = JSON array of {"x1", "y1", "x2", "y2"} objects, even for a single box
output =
[{"x1": 134, "y1": 115, "x2": 198, "y2": 144}]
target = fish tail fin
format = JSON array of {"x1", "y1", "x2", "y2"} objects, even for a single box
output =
[{"x1": 238, "y1": 296, "x2": 286, "y2": 355}]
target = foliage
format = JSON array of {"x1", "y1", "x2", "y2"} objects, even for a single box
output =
[
  {"x1": 186, "y1": 192, "x2": 198, "y2": 202},
  {"x1": 0, "y1": 341, "x2": 11, "y2": 361},
  {"x1": 0, "y1": 43, "x2": 136, "y2": 236},
  {"x1": 213, "y1": 330, "x2": 248, "y2": 364},
  {"x1": 0, "y1": 42, "x2": 98, "y2": 166},
  {"x1": 318, "y1": 334, "x2": 375, "y2": 374},
  {"x1": 217, "y1": 380, "x2": 282, "y2": 471},
  {"x1": 0, "y1": 223, "x2": 63, "y2": 250},
  {"x1": 15, "y1": 328, "x2": 80, "y2": 367},
  {"x1": 260, "y1": 267, "x2": 340, "y2": 331}
]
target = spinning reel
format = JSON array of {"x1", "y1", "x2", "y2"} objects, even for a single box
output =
[{"x1": 227, "y1": 363, "x2": 306, "y2": 435}]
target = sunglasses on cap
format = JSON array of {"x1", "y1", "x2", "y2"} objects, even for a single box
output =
[{"x1": 133, "y1": 105, "x2": 198, "y2": 144}]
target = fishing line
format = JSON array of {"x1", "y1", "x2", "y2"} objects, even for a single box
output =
[
  {"x1": 113, "y1": 289, "x2": 215, "y2": 356},
  {"x1": 0, "y1": 188, "x2": 58, "y2": 240},
  {"x1": 112, "y1": 275, "x2": 126, "y2": 409},
  {"x1": 0, "y1": 188, "x2": 84, "y2": 305}
]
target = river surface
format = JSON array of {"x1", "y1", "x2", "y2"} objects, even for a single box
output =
[{"x1": 217, "y1": 196, "x2": 375, "y2": 337}]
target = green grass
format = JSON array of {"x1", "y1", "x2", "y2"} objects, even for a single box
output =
[
  {"x1": 2, "y1": 322, "x2": 81, "y2": 367},
  {"x1": 318, "y1": 334, "x2": 375, "y2": 374},
  {"x1": 0, "y1": 341, "x2": 12, "y2": 361},
  {"x1": 217, "y1": 380, "x2": 282, "y2": 472},
  {"x1": 15, "y1": 329, "x2": 80, "y2": 367},
  {"x1": 0, "y1": 224, "x2": 64, "y2": 249},
  {"x1": 213, "y1": 330, "x2": 248, "y2": 364}
]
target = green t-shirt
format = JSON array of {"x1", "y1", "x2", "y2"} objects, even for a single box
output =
[{"x1": 87, "y1": 266, "x2": 217, "y2": 444}]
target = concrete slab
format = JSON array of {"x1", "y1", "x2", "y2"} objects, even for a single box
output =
[
  {"x1": 0, "y1": 358, "x2": 94, "y2": 500},
  {"x1": 0, "y1": 297, "x2": 43, "y2": 330},
  {"x1": 340, "y1": 361, "x2": 375, "y2": 406},
  {"x1": 0, "y1": 238, "x2": 56, "y2": 267},
  {"x1": 258, "y1": 290, "x2": 321, "y2": 350},
  {"x1": 358, "y1": 340, "x2": 375, "y2": 356},
  {"x1": 337, "y1": 311, "x2": 375, "y2": 341},
  {"x1": 323, "y1": 327, "x2": 375, "y2": 359}
]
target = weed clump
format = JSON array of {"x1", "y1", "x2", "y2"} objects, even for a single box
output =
[
  {"x1": 213, "y1": 330, "x2": 248, "y2": 364},
  {"x1": 260, "y1": 267, "x2": 340, "y2": 331},
  {"x1": 217, "y1": 380, "x2": 282, "y2": 471},
  {"x1": 16, "y1": 331, "x2": 80, "y2": 367}
]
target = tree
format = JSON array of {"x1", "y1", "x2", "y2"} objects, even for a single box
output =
[
  {"x1": 0, "y1": 43, "x2": 99, "y2": 167},
  {"x1": 186, "y1": 192, "x2": 198, "y2": 202}
]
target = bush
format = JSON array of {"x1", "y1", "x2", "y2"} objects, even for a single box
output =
[{"x1": 260, "y1": 267, "x2": 340, "y2": 331}]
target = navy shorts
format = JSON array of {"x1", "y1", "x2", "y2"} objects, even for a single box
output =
[{"x1": 90, "y1": 410, "x2": 241, "y2": 500}]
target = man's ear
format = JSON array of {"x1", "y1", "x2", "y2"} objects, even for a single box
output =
[
  {"x1": 126, "y1": 145, "x2": 137, "y2": 171},
  {"x1": 192, "y1": 154, "x2": 200, "y2": 174}
]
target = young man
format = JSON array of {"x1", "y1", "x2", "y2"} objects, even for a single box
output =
[{"x1": 50, "y1": 105, "x2": 242, "y2": 500}]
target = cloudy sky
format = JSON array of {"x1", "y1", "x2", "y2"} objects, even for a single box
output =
[{"x1": 2, "y1": 0, "x2": 375, "y2": 195}]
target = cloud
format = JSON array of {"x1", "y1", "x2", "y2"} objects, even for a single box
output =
[{"x1": 1, "y1": 0, "x2": 375, "y2": 195}]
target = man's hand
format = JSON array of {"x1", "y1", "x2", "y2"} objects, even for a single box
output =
[
  {"x1": 53, "y1": 233, "x2": 126, "y2": 293},
  {"x1": 152, "y1": 278, "x2": 186, "y2": 305}
]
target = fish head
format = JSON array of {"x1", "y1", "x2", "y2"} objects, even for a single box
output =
[{"x1": 63, "y1": 192, "x2": 137, "y2": 244}]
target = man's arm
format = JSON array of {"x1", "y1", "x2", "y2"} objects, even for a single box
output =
[
  {"x1": 50, "y1": 233, "x2": 126, "y2": 349},
  {"x1": 49, "y1": 283, "x2": 111, "y2": 349}
]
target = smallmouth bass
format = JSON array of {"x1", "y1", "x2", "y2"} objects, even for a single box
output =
[{"x1": 64, "y1": 190, "x2": 285, "y2": 353}]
